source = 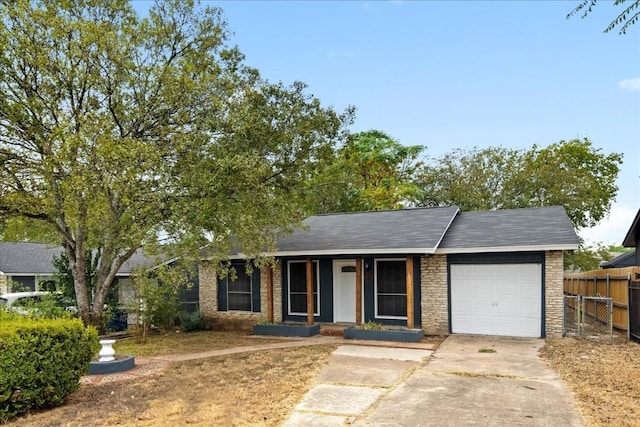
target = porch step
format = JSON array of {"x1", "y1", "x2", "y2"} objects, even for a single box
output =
[
  {"x1": 321, "y1": 328, "x2": 345, "y2": 337},
  {"x1": 320, "y1": 323, "x2": 352, "y2": 337}
]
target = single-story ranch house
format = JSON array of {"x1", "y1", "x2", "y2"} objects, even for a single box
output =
[{"x1": 199, "y1": 206, "x2": 579, "y2": 338}]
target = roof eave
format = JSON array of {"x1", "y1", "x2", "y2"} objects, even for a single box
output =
[
  {"x1": 221, "y1": 247, "x2": 439, "y2": 259},
  {"x1": 622, "y1": 209, "x2": 640, "y2": 247},
  {"x1": 435, "y1": 243, "x2": 579, "y2": 255}
]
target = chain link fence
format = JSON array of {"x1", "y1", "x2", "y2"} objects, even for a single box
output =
[{"x1": 564, "y1": 295, "x2": 613, "y2": 342}]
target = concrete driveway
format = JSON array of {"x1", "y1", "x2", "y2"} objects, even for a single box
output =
[{"x1": 354, "y1": 335, "x2": 584, "y2": 426}]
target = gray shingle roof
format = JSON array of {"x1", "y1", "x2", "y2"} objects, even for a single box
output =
[
  {"x1": 438, "y1": 206, "x2": 579, "y2": 252},
  {"x1": 274, "y1": 206, "x2": 460, "y2": 255},
  {"x1": 0, "y1": 242, "x2": 154, "y2": 275},
  {"x1": 601, "y1": 251, "x2": 637, "y2": 268},
  {"x1": 0, "y1": 242, "x2": 63, "y2": 274}
]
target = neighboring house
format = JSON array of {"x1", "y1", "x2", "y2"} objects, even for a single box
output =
[
  {"x1": 199, "y1": 205, "x2": 579, "y2": 338},
  {"x1": 602, "y1": 208, "x2": 640, "y2": 269},
  {"x1": 0, "y1": 242, "x2": 199, "y2": 312},
  {"x1": 601, "y1": 251, "x2": 637, "y2": 269},
  {"x1": 0, "y1": 242, "x2": 62, "y2": 293}
]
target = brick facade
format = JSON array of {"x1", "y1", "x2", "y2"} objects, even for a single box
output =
[
  {"x1": 544, "y1": 250, "x2": 564, "y2": 338},
  {"x1": 0, "y1": 275, "x2": 7, "y2": 294},
  {"x1": 421, "y1": 255, "x2": 449, "y2": 335}
]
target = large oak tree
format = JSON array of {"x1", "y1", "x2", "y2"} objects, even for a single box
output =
[{"x1": 0, "y1": 0, "x2": 351, "y2": 326}]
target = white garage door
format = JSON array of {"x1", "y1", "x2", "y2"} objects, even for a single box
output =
[{"x1": 451, "y1": 263, "x2": 542, "y2": 338}]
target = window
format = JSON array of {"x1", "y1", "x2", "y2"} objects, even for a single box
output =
[
  {"x1": 288, "y1": 260, "x2": 319, "y2": 315},
  {"x1": 375, "y1": 259, "x2": 407, "y2": 318},
  {"x1": 227, "y1": 266, "x2": 252, "y2": 312}
]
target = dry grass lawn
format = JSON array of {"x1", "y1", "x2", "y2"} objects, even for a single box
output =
[
  {"x1": 113, "y1": 330, "x2": 279, "y2": 357},
  {"x1": 541, "y1": 336, "x2": 640, "y2": 427},
  {"x1": 9, "y1": 342, "x2": 337, "y2": 426}
]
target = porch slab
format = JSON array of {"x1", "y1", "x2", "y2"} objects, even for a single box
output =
[
  {"x1": 294, "y1": 384, "x2": 384, "y2": 415},
  {"x1": 332, "y1": 345, "x2": 432, "y2": 362},
  {"x1": 317, "y1": 354, "x2": 418, "y2": 386}
]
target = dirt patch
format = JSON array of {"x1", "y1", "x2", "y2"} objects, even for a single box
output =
[
  {"x1": 8, "y1": 344, "x2": 337, "y2": 426},
  {"x1": 541, "y1": 337, "x2": 640, "y2": 427}
]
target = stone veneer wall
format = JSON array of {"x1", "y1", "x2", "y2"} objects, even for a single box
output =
[
  {"x1": 258, "y1": 261, "x2": 282, "y2": 323},
  {"x1": 198, "y1": 261, "x2": 217, "y2": 317},
  {"x1": 0, "y1": 275, "x2": 7, "y2": 294},
  {"x1": 272, "y1": 261, "x2": 283, "y2": 323},
  {"x1": 421, "y1": 255, "x2": 449, "y2": 335},
  {"x1": 198, "y1": 261, "x2": 283, "y2": 327},
  {"x1": 544, "y1": 250, "x2": 564, "y2": 338}
]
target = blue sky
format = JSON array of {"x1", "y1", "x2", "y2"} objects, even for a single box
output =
[{"x1": 138, "y1": 1, "x2": 640, "y2": 245}]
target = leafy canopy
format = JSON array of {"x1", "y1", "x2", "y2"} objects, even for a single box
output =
[
  {"x1": 303, "y1": 130, "x2": 424, "y2": 213},
  {"x1": 0, "y1": 0, "x2": 351, "y2": 326},
  {"x1": 416, "y1": 138, "x2": 623, "y2": 230}
]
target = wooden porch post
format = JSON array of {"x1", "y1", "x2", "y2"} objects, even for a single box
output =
[
  {"x1": 406, "y1": 256, "x2": 414, "y2": 329},
  {"x1": 306, "y1": 257, "x2": 314, "y2": 326},
  {"x1": 356, "y1": 258, "x2": 363, "y2": 326},
  {"x1": 266, "y1": 265, "x2": 274, "y2": 323}
]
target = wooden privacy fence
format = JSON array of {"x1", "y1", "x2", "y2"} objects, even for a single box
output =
[{"x1": 564, "y1": 266, "x2": 640, "y2": 332}]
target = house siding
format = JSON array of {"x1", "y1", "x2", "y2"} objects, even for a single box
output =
[
  {"x1": 545, "y1": 250, "x2": 564, "y2": 338},
  {"x1": 421, "y1": 255, "x2": 449, "y2": 335}
]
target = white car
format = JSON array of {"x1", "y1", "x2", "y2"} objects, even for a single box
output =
[{"x1": 0, "y1": 291, "x2": 50, "y2": 314}]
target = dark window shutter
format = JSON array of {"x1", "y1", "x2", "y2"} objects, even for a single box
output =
[
  {"x1": 251, "y1": 269, "x2": 261, "y2": 312},
  {"x1": 218, "y1": 276, "x2": 228, "y2": 311}
]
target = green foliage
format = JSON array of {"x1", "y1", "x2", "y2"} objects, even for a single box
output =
[
  {"x1": 416, "y1": 139, "x2": 622, "y2": 230},
  {"x1": 0, "y1": 0, "x2": 351, "y2": 326},
  {"x1": 0, "y1": 218, "x2": 59, "y2": 243},
  {"x1": 564, "y1": 242, "x2": 627, "y2": 272},
  {"x1": 0, "y1": 314, "x2": 99, "y2": 421},
  {"x1": 179, "y1": 310, "x2": 207, "y2": 333},
  {"x1": 14, "y1": 293, "x2": 74, "y2": 320},
  {"x1": 126, "y1": 263, "x2": 194, "y2": 340},
  {"x1": 361, "y1": 320, "x2": 384, "y2": 330},
  {"x1": 305, "y1": 130, "x2": 424, "y2": 213},
  {"x1": 568, "y1": 0, "x2": 640, "y2": 34}
]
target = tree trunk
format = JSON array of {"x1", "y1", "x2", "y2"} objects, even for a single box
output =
[{"x1": 64, "y1": 241, "x2": 91, "y2": 325}]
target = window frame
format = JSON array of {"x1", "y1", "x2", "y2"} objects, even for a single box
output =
[
  {"x1": 287, "y1": 260, "x2": 320, "y2": 316},
  {"x1": 226, "y1": 264, "x2": 253, "y2": 312},
  {"x1": 374, "y1": 258, "x2": 408, "y2": 320}
]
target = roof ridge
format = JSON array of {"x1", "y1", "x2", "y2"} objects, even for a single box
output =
[{"x1": 313, "y1": 205, "x2": 459, "y2": 218}]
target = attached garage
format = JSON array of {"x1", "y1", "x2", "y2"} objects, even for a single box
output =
[{"x1": 450, "y1": 263, "x2": 542, "y2": 338}]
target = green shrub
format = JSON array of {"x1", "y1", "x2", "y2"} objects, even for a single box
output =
[
  {"x1": 179, "y1": 310, "x2": 206, "y2": 332},
  {"x1": 0, "y1": 312, "x2": 99, "y2": 421}
]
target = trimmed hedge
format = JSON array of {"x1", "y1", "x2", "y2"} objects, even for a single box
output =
[{"x1": 0, "y1": 312, "x2": 99, "y2": 421}]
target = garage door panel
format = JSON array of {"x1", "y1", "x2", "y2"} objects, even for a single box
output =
[{"x1": 451, "y1": 263, "x2": 542, "y2": 338}]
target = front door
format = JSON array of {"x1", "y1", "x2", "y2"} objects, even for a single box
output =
[{"x1": 333, "y1": 260, "x2": 357, "y2": 323}]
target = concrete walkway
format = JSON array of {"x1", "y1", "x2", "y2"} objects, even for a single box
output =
[{"x1": 284, "y1": 345, "x2": 433, "y2": 426}]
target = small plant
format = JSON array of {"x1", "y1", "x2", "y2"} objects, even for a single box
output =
[
  {"x1": 256, "y1": 319, "x2": 275, "y2": 326},
  {"x1": 361, "y1": 320, "x2": 384, "y2": 330},
  {"x1": 478, "y1": 348, "x2": 497, "y2": 353},
  {"x1": 179, "y1": 310, "x2": 206, "y2": 332}
]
